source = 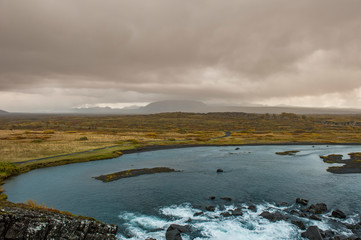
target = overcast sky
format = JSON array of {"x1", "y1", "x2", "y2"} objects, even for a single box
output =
[{"x1": 1, "y1": 0, "x2": 361, "y2": 112}]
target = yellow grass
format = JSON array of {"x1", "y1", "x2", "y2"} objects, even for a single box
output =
[{"x1": 0, "y1": 130, "x2": 217, "y2": 163}]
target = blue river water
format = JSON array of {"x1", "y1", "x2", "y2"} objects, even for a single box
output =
[{"x1": 4, "y1": 145, "x2": 361, "y2": 239}]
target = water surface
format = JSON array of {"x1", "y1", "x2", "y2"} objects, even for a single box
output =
[{"x1": 4, "y1": 145, "x2": 361, "y2": 239}]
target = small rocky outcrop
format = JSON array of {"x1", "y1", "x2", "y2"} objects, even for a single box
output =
[
  {"x1": 296, "y1": 198, "x2": 309, "y2": 205},
  {"x1": 216, "y1": 169, "x2": 224, "y2": 173},
  {"x1": 0, "y1": 204, "x2": 117, "y2": 240},
  {"x1": 331, "y1": 209, "x2": 346, "y2": 219},
  {"x1": 230, "y1": 208, "x2": 243, "y2": 216},
  {"x1": 248, "y1": 204, "x2": 257, "y2": 212},
  {"x1": 220, "y1": 197, "x2": 232, "y2": 202},
  {"x1": 260, "y1": 211, "x2": 288, "y2": 222},
  {"x1": 301, "y1": 226, "x2": 323, "y2": 240},
  {"x1": 205, "y1": 206, "x2": 215, "y2": 212},
  {"x1": 165, "y1": 224, "x2": 190, "y2": 240},
  {"x1": 291, "y1": 220, "x2": 306, "y2": 230},
  {"x1": 303, "y1": 203, "x2": 328, "y2": 214}
]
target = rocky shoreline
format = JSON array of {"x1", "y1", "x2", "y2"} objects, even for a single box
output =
[
  {"x1": 162, "y1": 198, "x2": 361, "y2": 240},
  {"x1": 0, "y1": 201, "x2": 118, "y2": 240}
]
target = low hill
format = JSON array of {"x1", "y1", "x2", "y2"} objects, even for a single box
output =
[
  {"x1": 139, "y1": 100, "x2": 208, "y2": 113},
  {"x1": 0, "y1": 110, "x2": 8, "y2": 114}
]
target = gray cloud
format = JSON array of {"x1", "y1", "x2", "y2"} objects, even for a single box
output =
[{"x1": 1, "y1": 0, "x2": 361, "y2": 111}]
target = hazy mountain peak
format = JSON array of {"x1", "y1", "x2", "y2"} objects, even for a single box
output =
[
  {"x1": 0, "y1": 109, "x2": 8, "y2": 114},
  {"x1": 142, "y1": 100, "x2": 207, "y2": 113}
]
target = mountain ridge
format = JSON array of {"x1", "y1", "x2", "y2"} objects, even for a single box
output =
[{"x1": 71, "y1": 100, "x2": 361, "y2": 115}]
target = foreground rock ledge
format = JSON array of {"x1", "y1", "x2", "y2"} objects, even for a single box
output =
[
  {"x1": 94, "y1": 167, "x2": 178, "y2": 182},
  {"x1": 0, "y1": 202, "x2": 117, "y2": 240}
]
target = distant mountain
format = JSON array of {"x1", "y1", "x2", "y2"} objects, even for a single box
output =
[
  {"x1": 72, "y1": 107, "x2": 119, "y2": 114},
  {"x1": 139, "y1": 100, "x2": 208, "y2": 113},
  {"x1": 72, "y1": 101, "x2": 361, "y2": 115},
  {"x1": 0, "y1": 109, "x2": 8, "y2": 114}
]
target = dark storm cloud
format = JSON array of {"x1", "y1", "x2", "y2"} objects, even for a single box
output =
[{"x1": 1, "y1": 0, "x2": 361, "y2": 111}]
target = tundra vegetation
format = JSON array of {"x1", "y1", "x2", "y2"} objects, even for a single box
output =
[{"x1": 1, "y1": 112, "x2": 361, "y2": 184}]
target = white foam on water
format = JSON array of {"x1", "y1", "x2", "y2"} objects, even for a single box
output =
[{"x1": 117, "y1": 202, "x2": 358, "y2": 240}]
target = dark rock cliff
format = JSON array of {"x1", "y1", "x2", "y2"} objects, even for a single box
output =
[{"x1": 0, "y1": 203, "x2": 118, "y2": 240}]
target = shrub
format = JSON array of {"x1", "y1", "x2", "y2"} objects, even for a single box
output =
[
  {"x1": 42, "y1": 130, "x2": 55, "y2": 134},
  {"x1": 79, "y1": 136, "x2": 88, "y2": 141},
  {"x1": 0, "y1": 162, "x2": 20, "y2": 177},
  {"x1": 127, "y1": 139, "x2": 140, "y2": 144},
  {"x1": 25, "y1": 199, "x2": 48, "y2": 209}
]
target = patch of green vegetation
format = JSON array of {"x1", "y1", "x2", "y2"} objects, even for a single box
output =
[
  {"x1": 94, "y1": 167, "x2": 178, "y2": 182},
  {"x1": 78, "y1": 136, "x2": 88, "y2": 141},
  {"x1": 0, "y1": 162, "x2": 20, "y2": 180},
  {"x1": 275, "y1": 150, "x2": 300, "y2": 156},
  {"x1": 18, "y1": 146, "x2": 128, "y2": 171}
]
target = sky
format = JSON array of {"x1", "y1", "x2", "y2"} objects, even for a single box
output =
[{"x1": 1, "y1": 0, "x2": 361, "y2": 112}]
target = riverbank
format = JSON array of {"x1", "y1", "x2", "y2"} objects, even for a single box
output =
[
  {"x1": 0, "y1": 200, "x2": 118, "y2": 239},
  {"x1": 3, "y1": 141, "x2": 361, "y2": 184}
]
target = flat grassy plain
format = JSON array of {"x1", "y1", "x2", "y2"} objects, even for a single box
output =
[
  {"x1": 0, "y1": 112, "x2": 361, "y2": 169},
  {"x1": 0, "y1": 112, "x2": 361, "y2": 200}
]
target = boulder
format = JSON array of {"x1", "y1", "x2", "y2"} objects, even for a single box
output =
[
  {"x1": 296, "y1": 198, "x2": 309, "y2": 205},
  {"x1": 221, "y1": 212, "x2": 232, "y2": 217},
  {"x1": 248, "y1": 205, "x2": 257, "y2": 212},
  {"x1": 309, "y1": 214, "x2": 321, "y2": 221},
  {"x1": 291, "y1": 220, "x2": 306, "y2": 230},
  {"x1": 209, "y1": 196, "x2": 216, "y2": 200},
  {"x1": 303, "y1": 203, "x2": 328, "y2": 214},
  {"x1": 216, "y1": 169, "x2": 224, "y2": 173},
  {"x1": 165, "y1": 224, "x2": 190, "y2": 240},
  {"x1": 220, "y1": 197, "x2": 232, "y2": 202},
  {"x1": 301, "y1": 226, "x2": 323, "y2": 240},
  {"x1": 260, "y1": 211, "x2": 288, "y2": 222},
  {"x1": 193, "y1": 212, "x2": 203, "y2": 217},
  {"x1": 205, "y1": 206, "x2": 215, "y2": 212},
  {"x1": 331, "y1": 209, "x2": 346, "y2": 219},
  {"x1": 231, "y1": 208, "x2": 243, "y2": 216}
]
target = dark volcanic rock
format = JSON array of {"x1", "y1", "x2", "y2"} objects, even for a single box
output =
[
  {"x1": 301, "y1": 226, "x2": 323, "y2": 240},
  {"x1": 260, "y1": 211, "x2": 288, "y2": 222},
  {"x1": 205, "y1": 206, "x2": 215, "y2": 212},
  {"x1": 303, "y1": 203, "x2": 328, "y2": 214},
  {"x1": 331, "y1": 209, "x2": 346, "y2": 219},
  {"x1": 193, "y1": 212, "x2": 203, "y2": 217},
  {"x1": 165, "y1": 224, "x2": 190, "y2": 240},
  {"x1": 309, "y1": 214, "x2": 321, "y2": 221},
  {"x1": 296, "y1": 198, "x2": 309, "y2": 205},
  {"x1": 248, "y1": 205, "x2": 257, "y2": 212},
  {"x1": 220, "y1": 212, "x2": 232, "y2": 217},
  {"x1": 220, "y1": 197, "x2": 232, "y2": 202},
  {"x1": 231, "y1": 208, "x2": 243, "y2": 216},
  {"x1": 291, "y1": 220, "x2": 306, "y2": 230},
  {"x1": 209, "y1": 196, "x2": 216, "y2": 200},
  {"x1": 0, "y1": 205, "x2": 117, "y2": 240},
  {"x1": 216, "y1": 169, "x2": 224, "y2": 173}
]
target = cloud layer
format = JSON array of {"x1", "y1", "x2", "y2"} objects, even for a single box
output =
[{"x1": 1, "y1": 0, "x2": 361, "y2": 111}]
